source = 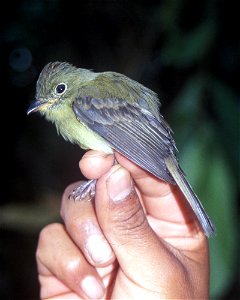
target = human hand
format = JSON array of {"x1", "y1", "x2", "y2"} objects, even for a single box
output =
[{"x1": 36, "y1": 150, "x2": 210, "y2": 299}]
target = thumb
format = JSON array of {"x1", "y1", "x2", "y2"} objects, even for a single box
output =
[{"x1": 95, "y1": 165, "x2": 175, "y2": 290}]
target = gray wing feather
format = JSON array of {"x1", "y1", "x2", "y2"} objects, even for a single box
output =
[
  {"x1": 72, "y1": 96, "x2": 177, "y2": 183},
  {"x1": 72, "y1": 96, "x2": 216, "y2": 236}
]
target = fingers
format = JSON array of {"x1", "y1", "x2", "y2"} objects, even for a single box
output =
[
  {"x1": 117, "y1": 153, "x2": 206, "y2": 238},
  {"x1": 94, "y1": 165, "x2": 184, "y2": 293},
  {"x1": 79, "y1": 151, "x2": 198, "y2": 235},
  {"x1": 36, "y1": 223, "x2": 105, "y2": 299},
  {"x1": 59, "y1": 164, "x2": 185, "y2": 295},
  {"x1": 115, "y1": 152, "x2": 172, "y2": 197},
  {"x1": 79, "y1": 150, "x2": 173, "y2": 200},
  {"x1": 38, "y1": 152, "x2": 208, "y2": 299},
  {"x1": 61, "y1": 182, "x2": 115, "y2": 266},
  {"x1": 93, "y1": 165, "x2": 209, "y2": 298}
]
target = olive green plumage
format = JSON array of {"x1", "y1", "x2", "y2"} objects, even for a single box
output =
[{"x1": 27, "y1": 61, "x2": 215, "y2": 237}]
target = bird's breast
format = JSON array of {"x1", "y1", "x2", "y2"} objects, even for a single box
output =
[{"x1": 55, "y1": 108, "x2": 113, "y2": 154}]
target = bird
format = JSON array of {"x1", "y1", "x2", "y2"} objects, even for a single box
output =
[{"x1": 27, "y1": 61, "x2": 215, "y2": 237}]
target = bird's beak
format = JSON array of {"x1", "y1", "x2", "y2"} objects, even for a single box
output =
[
  {"x1": 27, "y1": 99, "x2": 56, "y2": 115},
  {"x1": 27, "y1": 100, "x2": 46, "y2": 115}
]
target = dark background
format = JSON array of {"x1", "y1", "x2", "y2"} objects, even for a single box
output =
[{"x1": 0, "y1": 0, "x2": 239, "y2": 299}]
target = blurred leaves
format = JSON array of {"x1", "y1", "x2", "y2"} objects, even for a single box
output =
[
  {"x1": 168, "y1": 72, "x2": 239, "y2": 297},
  {"x1": 168, "y1": 74, "x2": 204, "y2": 130},
  {"x1": 178, "y1": 122, "x2": 238, "y2": 297},
  {"x1": 210, "y1": 78, "x2": 240, "y2": 175},
  {"x1": 161, "y1": 20, "x2": 216, "y2": 67},
  {"x1": 153, "y1": 0, "x2": 216, "y2": 67},
  {"x1": 162, "y1": 5, "x2": 240, "y2": 285},
  {"x1": 0, "y1": 196, "x2": 60, "y2": 233}
]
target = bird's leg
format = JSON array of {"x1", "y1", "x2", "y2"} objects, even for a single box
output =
[
  {"x1": 69, "y1": 153, "x2": 117, "y2": 201},
  {"x1": 68, "y1": 179, "x2": 97, "y2": 201}
]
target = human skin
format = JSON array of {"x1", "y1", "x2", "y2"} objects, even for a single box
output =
[{"x1": 36, "y1": 150, "x2": 210, "y2": 299}]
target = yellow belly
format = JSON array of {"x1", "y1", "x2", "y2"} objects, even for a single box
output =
[{"x1": 57, "y1": 112, "x2": 113, "y2": 154}]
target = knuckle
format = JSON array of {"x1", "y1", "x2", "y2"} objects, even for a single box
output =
[
  {"x1": 111, "y1": 193, "x2": 148, "y2": 237},
  {"x1": 59, "y1": 256, "x2": 83, "y2": 281},
  {"x1": 38, "y1": 223, "x2": 63, "y2": 243},
  {"x1": 67, "y1": 215, "x2": 83, "y2": 233},
  {"x1": 36, "y1": 223, "x2": 63, "y2": 259},
  {"x1": 63, "y1": 256, "x2": 81, "y2": 273}
]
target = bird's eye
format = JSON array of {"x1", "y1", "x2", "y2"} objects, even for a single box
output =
[{"x1": 55, "y1": 83, "x2": 67, "y2": 95}]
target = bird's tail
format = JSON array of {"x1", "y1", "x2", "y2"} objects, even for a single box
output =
[{"x1": 165, "y1": 156, "x2": 216, "y2": 237}]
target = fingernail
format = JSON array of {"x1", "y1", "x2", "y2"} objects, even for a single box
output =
[
  {"x1": 107, "y1": 167, "x2": 133, "y2": 202},
  {"x1": 81, "y1": 276, "x2": 105, "y2": 299},
  {"x1": 85, "y1": 234, "x2": 113, "y2": 264}
]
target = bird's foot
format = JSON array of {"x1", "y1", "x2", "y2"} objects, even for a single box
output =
[{"x1": 68, "y1": 179, "x2": 97, "y2": 201}]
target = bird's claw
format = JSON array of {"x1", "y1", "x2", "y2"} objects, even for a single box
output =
[{"x1": 68, "y1": 179, "x2": 96, "y2": 201}]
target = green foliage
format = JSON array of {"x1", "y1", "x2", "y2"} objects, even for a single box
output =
[
  {"x1": 168, "y1": 74, "x2": 239, "y2": 297},
  {"x1": 210, "y1": 78, "x2": 240, "y2": 175},
  {"x1": 161, "y1": 20, "x2": 216, "y2": 67},
  {"x1": 178, "y1": 124, "x2": 238, "y2": 297},
  {"x1": 159, "y1": 2, "x2": 239, "y2": 294}
]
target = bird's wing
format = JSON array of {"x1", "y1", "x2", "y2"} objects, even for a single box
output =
[{"x1": 72, "y1": 96, "x2": 177, "y2": 183}]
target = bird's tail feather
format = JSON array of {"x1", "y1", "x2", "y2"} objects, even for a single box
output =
[{"x1": 165, "y1": 156, "x2": 216, "y2": 237}]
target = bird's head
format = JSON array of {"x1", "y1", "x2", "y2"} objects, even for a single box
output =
[{"x1": 27, "y1": 61, "x2": 93, "y2": 119}]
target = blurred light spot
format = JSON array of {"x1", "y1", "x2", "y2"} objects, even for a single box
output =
[{"x1": 9, "y1": 47, "x2": 32, "y2": 72}]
